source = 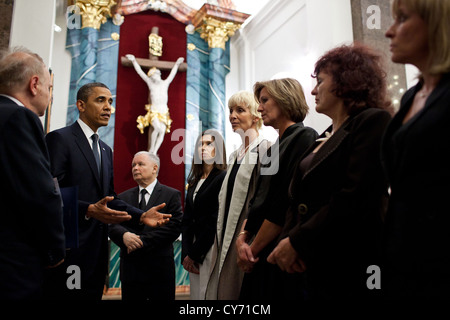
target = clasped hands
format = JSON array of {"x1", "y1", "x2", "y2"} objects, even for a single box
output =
[
  {"x1": 123, "y1": 231, "x2": 143, "y2": 254},
  {"x1": 182, "y1": 256, "x2": 199, "y2": 274},
  {"x1": 86, "y1": 196, "x2": 171, "y2": 226},
  {"x1": 237, "y1": 234, "x2": 306, "y2": 274},
  {"x1": 267, "y1": 237, "x2": 307, "y2": 274},
  {"x1": 236, "y1": 233, "x2": 259, "y2": 273}
]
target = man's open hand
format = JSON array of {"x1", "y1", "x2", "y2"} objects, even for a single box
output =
[
  {"x1": 141, "y1": 202, "x2": 171, "y2": 227},
  {"x1": 86, "y1": 196, "x2": 132, "y2": 224}
]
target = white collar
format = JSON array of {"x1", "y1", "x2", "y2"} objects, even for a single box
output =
[
  {"x1": 139, "y1": 179, "x2": 158, "y2": 196},
  {"x1": 0, "y1": 94, "x2": 24, "y2": 107},
  {"x1": 77, "y1": 118, "x2": 98, "y2": 144}
]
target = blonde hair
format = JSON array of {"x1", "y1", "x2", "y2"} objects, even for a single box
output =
[
  {"x1": 228, "y1": 90, "x2": 262, "y2": 130},
  {"x1": 253, "y1": 78, "x2": 309, "y2": 123},
  {"x1": 392, "y1": 0, "x2": 450, "y2": 74}
]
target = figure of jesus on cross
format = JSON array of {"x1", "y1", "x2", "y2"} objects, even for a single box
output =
[{"x1": 126, "y1": 53, "x2": 184, "y2": 154}]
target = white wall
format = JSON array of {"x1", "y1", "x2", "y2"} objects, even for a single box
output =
[
  {"x1": 50, "y1": 1, "x2": 72, "y2": 131},
  {"x1": 9, "y1": 0, "x2": 71, "y2": 130},
  {"x1": 10, "y1": 0, "x2": 55, "y2": 66},
  {"x1": 225, "y1": 0, "x2": 354, "y2": 154},
  {"x1": 9, "y1": 0, "x2": 56, "y2": 126}
]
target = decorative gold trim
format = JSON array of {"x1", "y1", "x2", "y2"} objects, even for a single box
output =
[
  {"x1": 137, "y1": 104, "x2": 173, "y2": 134},
  {"x1": 111, "y1": 32, "x2": 120, "y2": 41},
  {"x1": 76, "y1": 0, "x2": 116, "y2": 30},
  {"x1": 197, "y1": 17, "x2": 241, "y2": 50},
  {"x1": 149, "y1": 33, "x2": 163, "y2": 57},
  {"x1": 187, "y1": 43, "x2": 196, "y2": 51}
]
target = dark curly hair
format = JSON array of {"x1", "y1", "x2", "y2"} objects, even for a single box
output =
[{"x1": 312, "y1": 43, "x2": 391, "y2": 115}]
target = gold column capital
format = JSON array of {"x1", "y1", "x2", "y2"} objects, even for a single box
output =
[
  {"x1": 198, "y1": 17, "x2": 241, "y2": 50},
  {"x1": 192, "y1": 3, "x2": 249, "y2": 50},
  {"x1": 76, "y1": 0, "x2": 116, "y2": 29}
]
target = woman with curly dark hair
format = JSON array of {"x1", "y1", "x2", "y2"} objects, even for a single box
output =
[{"x1": 268, "y1": 43, "x2": 392, "y2": 300}]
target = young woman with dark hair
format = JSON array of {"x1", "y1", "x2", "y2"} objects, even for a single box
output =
[{"x1": 181, "y1": 129, "x2": 227, "y2": 300}]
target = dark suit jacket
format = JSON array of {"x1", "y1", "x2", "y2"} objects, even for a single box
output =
[
  {"x1": 109, "y1": 182, "x2": 182, "y2": 298},
  {"x1": 45, "y1": 121, "x2": 143, "y2": 299},
  {"x1": 283, "y1": 107, "x2": 391, "y2": 299},
  {"x1": 182, "y1": 168, "x2": 227, "y2": 264},
  {"x1": 0, "y1": 96, "x2": 65, "y2": 299},
  {"x1": 245, "y1": 123, "x2": 318, "y2": 237},
  {"x1": 382, "y1": 73, "x2": 450, "y2": 298}
]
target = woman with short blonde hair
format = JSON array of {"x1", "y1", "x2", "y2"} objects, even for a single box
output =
[{"x1": 228, "y1": 90, "x2": 262, "y2": 130}]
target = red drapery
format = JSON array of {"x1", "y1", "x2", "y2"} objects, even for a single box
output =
[{"x1": 114, "y1": 9, "x2": 187, "y2": 199}]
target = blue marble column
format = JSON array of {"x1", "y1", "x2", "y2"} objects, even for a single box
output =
[
  {"x1": 65, "y1": 20, "x2": 120, "y2": 149},
  {"x1": 185, "y1": 33, "x2": 230, "y2": 184},
  {"x1": 96, "y1": 21, "x2": 120, "y2": 148}
]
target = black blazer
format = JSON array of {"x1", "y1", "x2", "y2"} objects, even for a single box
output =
[
  {"x1": 182, "y1": 168, "x2": 227, "y2": 264},
  {"x1": 283, "y1": 107, "x2": 392, "y2": 299},
  {"x1": 0, "y1": 96, "x2": 65, "y2": 299},
  {"x1": 109, "y1": 181, "x2": 183, "y2": 283},
  {"x1": 45, "y1": 121, "x2": 143, "y2": 298},
  {"x1": 245, "y1": 122, "x2": 318, "y2": 236},
  {"x1": 382, "y1": 73, "x2": 450, "y2": 298}
]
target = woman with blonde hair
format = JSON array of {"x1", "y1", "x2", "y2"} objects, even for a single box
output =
[
  {"x1": 236, "y1": 78, "x2": 317, "y2": 300},
  {"x1": 382, "y1": 0, "x2": 450, "y2": 298},
  {"x1": 205, "y1": 90, "x2": 268, "y2": 300}
]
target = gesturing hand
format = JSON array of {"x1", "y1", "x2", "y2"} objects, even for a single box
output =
[
  {"x1": 86, "y1": 196, "x2": 132, "y2": 224},
  {"x1": 141, "y1": 202, "x2": 171, "y2": 227}
]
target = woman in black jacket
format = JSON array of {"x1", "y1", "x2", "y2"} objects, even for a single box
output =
[
  {"x1": 181, "y1": 129, "x2": 227, "y2": 300},
  {"x1": 382, "y1": 0, "x2": 450, "y2": 299},
  {"x1": 268, "y1": 43, "x2": 392, "y2": 300},
  {"x1": 236, "y1": 78, "x2": 318, "y2": 300}
]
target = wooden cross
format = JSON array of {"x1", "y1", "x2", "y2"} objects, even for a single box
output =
[{"x1": 121, "y1": 26, "x2": 188, "y2": 72}]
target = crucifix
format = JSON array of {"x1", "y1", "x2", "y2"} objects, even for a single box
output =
[{"x1": 122, "y1": 26, "x2": 187, "y2": 154}]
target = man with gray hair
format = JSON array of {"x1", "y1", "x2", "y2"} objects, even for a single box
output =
[
  {"x1": 0, "y1": 47, "x2": 65, "y2": 299},
  {"x1": 109, "y1": 151, "x2": 183, "y2": 300}
]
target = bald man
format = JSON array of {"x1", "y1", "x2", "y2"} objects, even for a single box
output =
[{"x1": 0, "y1": 47, "x2": 65, "y2": 299}]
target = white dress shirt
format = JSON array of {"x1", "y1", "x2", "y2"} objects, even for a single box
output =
[
  {"x1": 139, "y1": 179, "x2": 158, "y2": 207},
  {"x1": 77, "y1": 118, "x2": 101, "y2": 163},
  {"x1": 0, "y1": 94, "x2": 24, "y2": 106}
]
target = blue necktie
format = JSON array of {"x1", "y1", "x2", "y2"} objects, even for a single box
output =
[{"x1": 91, "y1": 133, "x2": 101, "y2": 174}]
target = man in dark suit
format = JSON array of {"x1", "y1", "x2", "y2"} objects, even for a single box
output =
[
  {"x1": 109, "y1": 151, "x2": 183, "y2": 300},
  {"x1": 0, "y1": 47, "x2": 65, "y2": 299},
  {"x1": 44, "y1": 82, "x2": 171, "y2": 300}
]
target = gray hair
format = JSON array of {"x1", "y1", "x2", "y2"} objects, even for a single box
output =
[
  {"x1": 134, "y1": 151, "x2": 160, "y2": 174},
  {"x1": 0, "y1": 46, "x2": 46, "y2": 94}
]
